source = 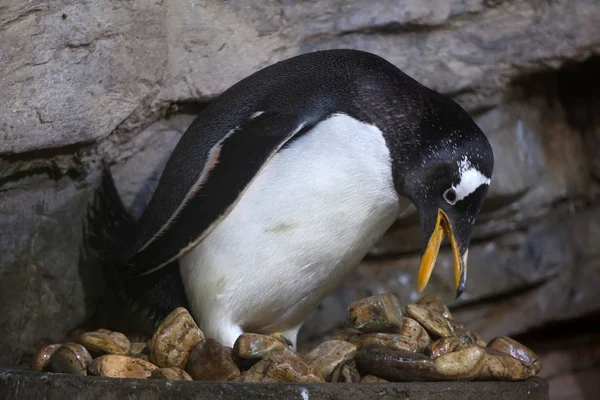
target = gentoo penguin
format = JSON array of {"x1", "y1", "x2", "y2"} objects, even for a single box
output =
[{"x1": 85, "y1": 49, "x2": 494, "y2": 349}]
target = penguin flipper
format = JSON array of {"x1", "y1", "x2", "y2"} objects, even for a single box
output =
[{"x1": 126, "y1": 111, "x2": 313, "y2": 276}]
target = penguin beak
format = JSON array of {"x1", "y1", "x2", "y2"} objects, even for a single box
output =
[{"x1": 417, "y1": 209, "x2": 467, "y2": 298}]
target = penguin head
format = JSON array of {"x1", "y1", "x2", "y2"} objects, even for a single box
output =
[{"x1": 393, "y1": 96, "x2": 494, "y2": 298}]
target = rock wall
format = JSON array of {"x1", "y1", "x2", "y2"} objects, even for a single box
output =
[{"x1": 1, "y1": 0, "x2": 600, "y2": 366}]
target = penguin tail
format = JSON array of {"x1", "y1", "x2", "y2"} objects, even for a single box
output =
[
  {"x1": 81, "y1": 167, "x2": 140, "y2": 332},
  {"x1": 83, "y1": 167, "x2": 135, "y2": 266},
  {"x1": 82, "y1": 167, "x2": 188, "y2": 334}
]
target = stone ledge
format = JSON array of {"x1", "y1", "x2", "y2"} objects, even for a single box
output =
[{"x1": 0, "y1": 368, "x2": 548, "y2": 400}]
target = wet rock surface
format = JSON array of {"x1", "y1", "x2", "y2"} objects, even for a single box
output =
[
  {"x1": 150, "y1": 367, "x2": 193, "y2": 381},
  {"x1": 233, "y1": 333, "x2": 295, "y2": 367},
  {"x1": 149, "y1": 308, "x2": 204, "y2": 369},
  {"x1": 31, "y1": 344, "x2": 62, "y2": 372},
  {"x1": 356, "y1": 345, "x2": 438, "y2": 381},
  {"x1": 185, "y1": 339, "x2": 240, "y2": 381},
  {"x1": 79, "y1": 331, "x2": 130, "y2": 356},
  {"x1": 18, "y1": 294, "x2": 542, "y2": 385},
  {"x1": 48, "y1": 343, "x2": 92, "y2": 376},
  {"x1": 346, "y1": 293, "x2": 404, "y2": 333},
  {"x1": 88, "y1": 355, "x2": 158, "y2": 379},
  {"x1": 303, "y1": 340, "x2": 356, "y2": 380}
]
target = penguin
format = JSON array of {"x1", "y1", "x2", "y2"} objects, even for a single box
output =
[{"x1": 84, "y1": 49, "x2": 494, "y2": 349}]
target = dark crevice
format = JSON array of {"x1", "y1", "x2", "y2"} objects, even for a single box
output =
[
  {"x1": 0, "y1": 141, "x2": 94, "y2": 163},
  {"x1": 0, "y1": 166, "x2": 82, "y2": 190}
]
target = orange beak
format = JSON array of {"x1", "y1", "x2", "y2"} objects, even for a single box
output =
[{"x1": 417, "y1": 209, "x2": 467, "y2": 297}]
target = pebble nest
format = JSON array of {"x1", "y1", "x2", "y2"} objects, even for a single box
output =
[{"x1": 25, "y1": 293, "x2": 541, "y2": 383}]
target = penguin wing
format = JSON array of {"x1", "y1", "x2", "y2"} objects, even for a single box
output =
[{"x1": 125, "y1": 111, "x2": 313, "y2": 276}]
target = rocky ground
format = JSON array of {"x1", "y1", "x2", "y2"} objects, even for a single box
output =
[
  {"x1": 1, "y1": 1, "x2": 600, "y2": 398},
  {"x1": 25, "y1": 294, "x2": 542, "y2": 384}
]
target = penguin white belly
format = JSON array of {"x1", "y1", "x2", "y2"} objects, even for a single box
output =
[{"x1": 179, "y1": 114, "x2": 406, "y2": 346}]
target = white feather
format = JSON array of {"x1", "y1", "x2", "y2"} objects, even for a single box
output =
[
  {"x1": 453, "y1": 156, "x2": 490, "y2": 202},
  {"x1": 179, "y1": 113, "x2": 409, "y2": 347}
]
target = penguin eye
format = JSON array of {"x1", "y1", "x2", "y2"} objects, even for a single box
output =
[{"x1": 443, "y1": 188, "x2": 457, "y2": 205}]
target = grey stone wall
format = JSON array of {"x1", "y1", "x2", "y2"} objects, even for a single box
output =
[{"x1": 1, "y1": 0, "x2": 599, "y2": 365}]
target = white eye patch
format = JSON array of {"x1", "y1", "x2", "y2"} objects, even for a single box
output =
[{"x1": 449, "y1": 157, "x2": 491, "y2": 203}]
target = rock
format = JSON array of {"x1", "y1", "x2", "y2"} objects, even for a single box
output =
[
  {"x1": 130, "y1": 342, "x2": 149, "y2": 358},
  {"x1": 346, "y1": 293, "x2": 404, "y2": 333},
  {"x1": 397, "y1": 317, "x2": 431, "y2": 352},
  {"x1": 49, "y1": 343, "x2": 92, "y2": 376},
  {"x1": 355, "y1": 345, "x2": 438, "y2": 382},
  {"x1": 330, "y1": 359, "x2": 360, "y2": 382},
  {"x1": 360, "y1": 374, "x2": 388, "y2": 383},
  {"x1": 358, "y1": 333, "x2": 417, "y2": 352},
  {"x1": 478, "y1": 349, "x2": 536, "y2": 381},
  {"x1": 236, "y1": 360, "x2": 268, "y2": 382},
  {"x1": 149, "y1": 308, "x2": 204, "y2": 368},
  {"x1": 128, "y1": 333, "x2": 151, "y2": 344},
  {"x1": 333, "y1": 331, "x2": 416, "y2": 351},
  {"x1": 405, "y1": 304, "x2": 453, "y2": 338},
  {"x1": 428, "y1": 336, "x2": 460, "y2": 359},
  {"x1": 185, "y1": 338, "x2": 240, "y2": 381},
  {"x1": 487, "y1": 336, "x2": 541, "y2": 373},
  {"x1": 150, "y1": 367, "x2": 193, "y2": 381},
  {"x1": 417, "y1": 295, "x2": 452, "y2": 319},
  {"x1": 263, "y1": 354, "x2": 324, "y2": 383},
  {"x1": 233, "y1": 333, "x2": 294, "y2": 364},
  {"x1": 303, "y1": 340, "x2": 356, "y2": 381},
  {"x1": 31, "y1": 343, "x2": 62, "y2": 372},
  {"x1": 270, "y1": 333, "x2": 294, "y2": 347},
  {"x1": 79, "y1": 331, "x2": 130, "y2": 356},
  {"x1": 89, "y1": 355, "x2": 158, "y2": 379},
  {"x1": 446, "y1": 319, "x2": 479, "y2": 345},
  {"x1": 66, "y1": 329, "x2": 87, "y2": 344},
  {"x1": 434, "y1": 346, "x2": 485, "y2": 380}
]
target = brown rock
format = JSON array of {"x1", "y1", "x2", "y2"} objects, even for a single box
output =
[
  {"x1": 355, "y1": 345, "x2": 438, "y2": 381},
  {"x1": 478, "y1": 349, "x2": 536, "y2": 381},
  {"x1": 185, "y1": 338, "x2": 240, "y2": 381},
  {"x1": 487, "y1": 336, "x2": 541, "y2": 373},
  {"x1": 359, "y1": 333, "x2": 417, "y2": 352},
  {"x1": 360, "y1": 374, "x2": 388, "y2": 383},
  {"x1": 303, "y1": 340, "x2": 356, "y2": 381},
  {"x1": 330, "y1": 359, "x2": 360, "y2": 382},
  {"x1": 31, "y1": 343, "x2": 62, "y2": 372},
  {"x1": 405, "y1": 304, "x2": 453, "y2": 338},
  {"x1": 333, "y1": 331, "x2": 417, "y2": 352},
  {"x1": 346, "y1": 293, "x2": 404, "y2": 333},
  {"x1": 473, "y1": 332, "x2": 488, "y2": 347},
  {"x1": 263, "y1": 354, "x2": 324, "y2": 383},
  {"x1": 66, "y1": 328, "x2": 87, "y2": 344},
  {"x1": 397, "y1": 317, "x2": 431, "y2": 352},
  {"x1": 236, "y1": 360, "x2": 268, "y2": 382},
  {"x1": 233, "y1": 333, "x2": 294, "y2": 363},
  {"x1": 80, "y1": 331, "x2": 130, "y2": 356},
  {"x1": 417, "y1": 294, "x2": 452, "y2": 319},
  {"x1": 49, "y1": 343, "x2": 92, "y2": 376},
  {"x1": 429, "y1": 336, "x2": 461, "y2": 359},
  {"x1": 434, "y1": 346, "x2": 485, "y2": 380},
  {"x1": 270, "y1": 333, "x2": 294, "y2": 346},
  {"x1": 149, "y1": 307, "x2": 204, "y2": 368},
  {"x1": 130, "y1": 342, "x2": 148, "y2": 358},
  {"x1": 447, "y1": 319, "x2": 479, "y2": 345},
  {"x1": 150, "y1": 367, "x2": 193, "y2": 381},
  {"x1": 88, "y1": 355, "x2": 158, "y2": 379}
]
